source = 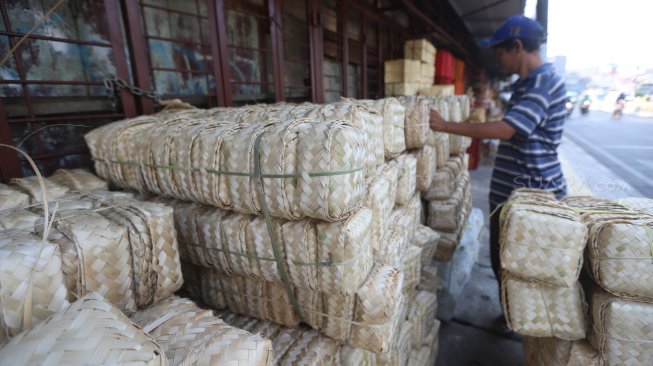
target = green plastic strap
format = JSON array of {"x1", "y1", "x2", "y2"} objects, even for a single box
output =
[
  {"x1": 93, "y1": 158, "x2": 362, "y2": 178},
  {"x1": 185, "y1": 241, "x2": 362, "y2": 267},
  {"x1": 252, "y1": 131, "x2": 305, "y2": 323}
]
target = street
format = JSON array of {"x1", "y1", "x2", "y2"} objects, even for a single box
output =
[{"x1": 562, "y1": 110, "x2": 653, "y2": 198}]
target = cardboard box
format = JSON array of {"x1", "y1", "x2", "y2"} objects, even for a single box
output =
[
  {"x1": 384, "y1": 59, "x2": 422, "y2": 83},
  {"x1": 420, "y1": 62, "x2": 435, "y2": 82}
]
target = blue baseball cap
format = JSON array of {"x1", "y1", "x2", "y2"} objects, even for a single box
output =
[{"x1": 479, "y1": 15, "x2": 544, "y2": 48}]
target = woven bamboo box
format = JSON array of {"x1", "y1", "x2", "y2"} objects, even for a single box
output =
[
  {"x1": 589, "y1": 287, "x2": 653, "y2": 366},
  {"x1": 384, "y1": 82, "x2": 424, "y2": 96},
  {"x1": 384, "y1": 59, "x2": 422, "y2": 83},
  {"x1": 424, "y1": 155, "x2": 465, "y2": 201},
  {"x1": 398, "y1": 96, "x2": 431, "y2": 149},
  {"x1": 500, "y1": 198, "x2": 588, "y2": 287},
  {"x1": 86, "y1": 117, "x2": 367, "y2": 222},
  {"x1": 417, "y1": 264, "x2": 441, "y2": 294},
  {"x1": 0, "y1": 184, "x2": 29, "y2": 210},
  {"x1": 0, "y1": 292, "x2": 167, "y2": 365},
  {"x1": 394, "y1": 155, "x2": 418, "y2": 206},
  {"x1": 49, "y1": 169, "x2": 109, "y2": 191},
  {"x1": 131, "y1": 296, "x2": 274, "y2": 365},
  {"x1": 427, "y1": 171, "x2": 470, "y2": 232},
  {"x1": 10, "y1": 176, "x2": 69, "y2": 204},
  {"x1": 414, "y1": 224, "x2": 440, "y2": 267},
  {"x1": 365, "y1": 164, "x2": 398, "y2": 254},
  {"x1": 501, "y1": 271, "x2": 588, "y2": 340},
  {"x1": 433, "y1": 231, "x2": 458, "y2": 262},
  {"x1": 419, "y1": 85, "x2": 455, "y2": 97},
  {"x1": 403, "y1": 245, "x2": 423, "y2": 292},
  {"x1": 0, "y1": 231, "x2": 69, "y2": 342},
  {"x1": 360, "y1": 97, "x2": 407, "y2": 158},
  {"x1": 408, "y1": 290, "x2": 438, "y2": 349},
  {"x1": 523, "y1": 336, "x2": 599, "y2": 366},
  {"x1": 0, "y1": 209, "x2": 40, "y2": 230},
  {"x1": 428, "y1": 131, "x2": 450, "y2": 169},
  {"x1": 162, "y1": 198, "x2": 373, "y2": 297},
  {"x1": 184, "y1": 262, "x2": 404, "y2": 353},
  {"x1": 377, "y1": 320, "x2": 412, "y2": 366},
  {"x1": 413, "y1": 145, "x2": 436, "y2": 192},
  {"x1": 377, "y1": 205, "x2": 416, "y2": 268},
  {"x1": 586, "y1": 213, "x2": 653, "y2": 300},
  {"x1": 404, "y1": 39, "x2": 436, "y2": 64}
]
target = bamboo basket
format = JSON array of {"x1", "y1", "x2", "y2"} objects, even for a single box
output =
[
  {"x1": 398, "y1": 96, "x2": 431, "y2": 149},
  {"x1": 394, "y1": 154, "x2": 417, "y2": 206},
  {"x1": 417, "y1": 264, "x2": 440, "y2": 294},
  {"x1": 414, "y1": 224, "x2": 440, "y2": 267},
  {"x1": 523, "y1": 336, "x2": 599, "y2": 366},
  {"x1": 0, "y1": 292, "x2": 167, "y2": 365},
  {"x1": 131, "y1": 296, "x2": 274, "y2": 366},
  {"x1": 501, "y1": 271, "x2": 588, "y2": 340},
  {"x1": 408, "y1": 290, "x2": 438, "y2": 348},
  {"x1": 424, "y1": 155, "x2": 465, "y2": 200},
  {"x1": 163, "y1": 198, "x2": 373, "y2": 297},
  {"x1": 364, "y1": 164, "x2": 398, "y2": 252},
  {"x1": 500, "y1": 198, "x2": 588, "y2": 287},
  {"x1": 0, "y1": 231, "x2": 69, "y2": 342},
  {"x1": 360, "y1": 98, "x2": 406, "y2": 158},
  {"x1": 589, "y1": 287, "x2": 653, "y2": 366},
  {"x1": 49, "y1": 169, "x2": 109, "y2": 191},
  {"x1": 427, "y1": 171, "x2": 469, "y2": 232},
  {"x1": 41, "y1": 210, "x2": 137, "y2": 313},
  {"x1": 0, "y1": 209, "x2": 40, "y2": 231},
  {"x1": 377, "y1": 320, "x2": 412, "y2": 366},
  {"x1": 413, "y1": 145, "x2": 436, "y2": 192},
  {"x1": 0, "y1": 184, "x2": 29, "y2": 210},
  {"x1": 10, "y1": 176, "x2": 69, "y2": 203},
  {"x1": 86, "y1": 117, "x2": 367, "y2": 222}
]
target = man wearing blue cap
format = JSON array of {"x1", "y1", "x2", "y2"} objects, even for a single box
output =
[{"x1": 429, "y1": 15, "x2": 568, "y2": 333}]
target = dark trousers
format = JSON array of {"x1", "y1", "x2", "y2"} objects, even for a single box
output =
[{"x1": 489, "y1": 202, "x2": 502, "y2": 285}]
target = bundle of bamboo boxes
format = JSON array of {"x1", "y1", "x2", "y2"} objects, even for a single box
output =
[
  {"x1": 500, "y1": 190, "x2": 653, "y2": 365},
  {"x1": 0, "y1": 87, "x2": 476, "y2": 364}
]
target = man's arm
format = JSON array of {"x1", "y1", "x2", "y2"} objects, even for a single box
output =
[{"x1": 429, "y1": 109, "x2": 516, "y2": 140}]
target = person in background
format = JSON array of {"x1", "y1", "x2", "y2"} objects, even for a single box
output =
[{"x1": 428, "y1": 15, "x2": 569, "y2": 334}]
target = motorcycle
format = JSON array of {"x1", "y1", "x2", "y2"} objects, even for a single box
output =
[
  {"x1": 565, "y1": 100, "x2": 574, "y2": 117},
  {"x1": 612, "y1": 99, "x2": 625, "y2": 119},
  {"x1": 580, "y1": 99, "x2": 591, "y2": 115}
]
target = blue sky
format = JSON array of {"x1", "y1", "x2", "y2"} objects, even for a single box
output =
[{"x1": 547, "y1": 0, "x2": 653, "y2": 73}]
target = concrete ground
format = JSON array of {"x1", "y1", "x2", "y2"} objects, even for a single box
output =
[{"x1": 434, "y1": 163, "x2": 525, "y2": 366}]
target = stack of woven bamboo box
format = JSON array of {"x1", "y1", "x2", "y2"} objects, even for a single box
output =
[
  {"x1": 421, "y1": 95, "x2": 473, "y2": 262},
  {"x1": 0, "y1": 170, "x2": 274, "y2": 365},
  {"x1": 501, "y1": 190, "x2": 653, "y2": 365},
  {"x1": 384, "y1": 39, "x2": 436, "y2": 96},
  {"x1": 83, "y1": 97, "x2": 445, "y2": 362}
]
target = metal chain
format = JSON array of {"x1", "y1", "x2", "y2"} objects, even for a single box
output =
[{"x1": 104, "y1": 75, "x2": 161, "y2": 111}]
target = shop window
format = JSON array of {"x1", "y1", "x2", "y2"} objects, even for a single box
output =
[{"x1": 281, "y1": 0, "x2": 311, "y2": 102}]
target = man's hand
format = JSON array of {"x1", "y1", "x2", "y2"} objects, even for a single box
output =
[{"x1": 429, "y1": 109, "x2": 449, "y2": 133}]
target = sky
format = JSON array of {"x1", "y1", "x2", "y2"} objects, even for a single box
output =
[{"x1": 547, "y1": 0, "x2": 653, "y2": 73}]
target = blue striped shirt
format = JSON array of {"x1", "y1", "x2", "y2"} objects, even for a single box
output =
[{"x1": 490, "y1": 63, "x2": 568, "y2": 207}]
